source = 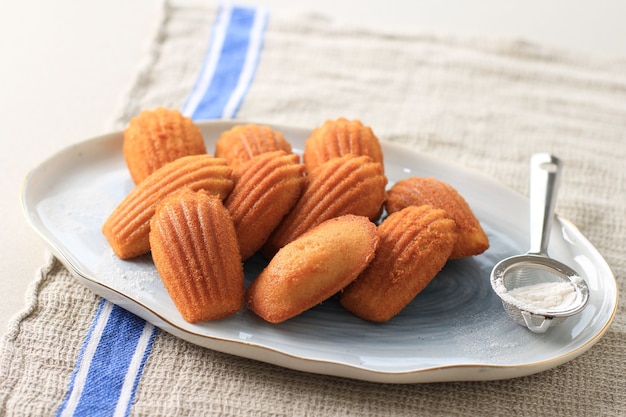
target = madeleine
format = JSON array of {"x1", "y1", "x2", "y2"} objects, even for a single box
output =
[
  {"x1": 341, "y1": 205, "x2": 458, "y2": 322},
  {"x1": 150, "y1": 190, "x2": 244, "y2": 322},
  {"x1": 102, "y1": 154, "x2": 233, "y2": 259},
  {"x1": 386, "y1": 176, "x2": 489, "y2": 258},
  {"x1": 247, "y1": 215, "x2": 379, "y2": 323},
  {"x1": 123, "y1": 107, "x2": 206, "y2": 184}
]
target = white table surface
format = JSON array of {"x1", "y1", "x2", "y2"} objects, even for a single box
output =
[{"x1": 2, "y1": 0, "x2": 625, "y2": 335}]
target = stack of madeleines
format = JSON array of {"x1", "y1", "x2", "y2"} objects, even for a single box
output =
[{"x1": 102, "y1": 108, "x2": 489, "y2": 324}]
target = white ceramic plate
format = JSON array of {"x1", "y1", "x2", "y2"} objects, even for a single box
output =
[{"x1": 22, "y1": 121, "x2": 617, "y2": 383}]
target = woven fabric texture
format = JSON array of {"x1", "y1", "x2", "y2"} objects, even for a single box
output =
[{"x1": 2, "y1": 1, "x2": 625, "y2": 416}]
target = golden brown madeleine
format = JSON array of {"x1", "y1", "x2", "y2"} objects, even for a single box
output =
[
  {"x1": 150, "y1": 190, "x2": 244, "y2": 322},
  {"x1": 123, "y1": 107, "x2": 207, "y2": 184},
  {"x1": 215, "y1": 124, "x2": 292, "y2": 168},
  {"x1": 385, "y1": 176, "x2": 489, "y2": 258},
  {"x1": 247, "y1": 215, "x2": 379, "y2": 323},
  {"x1": 102, "y1": 154, "x2": 233, "y2": 259},
  {"x1": 225, "y1": 150, "x2": 305, "y2": 260},
  {"x1": 263, "y1": 154, "x2": 387, "y2": 256},
  {"x1": 303, "y1": 118, "x2": 383, "y2": 173},
  {"x1": 340, "y1": 205, "x2": 457, "y2": 323}
]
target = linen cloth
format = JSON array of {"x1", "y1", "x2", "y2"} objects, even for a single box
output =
[{"x1": 2, "y1": 0, "x2": 626, "y2": 415}]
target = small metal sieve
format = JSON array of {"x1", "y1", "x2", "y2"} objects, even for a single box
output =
[{"x1": 490, "y1": 153, "x2": 589, "y2": 333}]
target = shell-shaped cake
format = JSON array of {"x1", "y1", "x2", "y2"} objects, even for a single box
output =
[
  {"x1": 340, "y1": 205, "x2": 458, "y2": 323},
  {"x1": 263, "y1": 154, "x2": 387, "y2": 256},
  {"x1": 385, "y1": 176, "x2": 489, "y2": 259},
  {"x1": 303, "y1": 118, "x2": 383, "y2": 173},
  {"x1": 102, "y1": 154, "x2": 233, "y2": 259},
  {"x1": 225, "y1": 150, "x2": 305, "y2": 260},
  {"x1": 246, "y1": 215, "x2": 379, "y2": 323},
  {"x1": 150, "y1": 190, "x2": 244, "y2": 322},
  {"x1": 215, "y1": 124, "x2": 292, "y2": 168},
  {"x1": 123, "y1": 107, "x2": 207, "y2": 185}
]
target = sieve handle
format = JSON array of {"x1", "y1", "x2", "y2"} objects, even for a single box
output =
[
  {"x1": 528, "y1": 153, "x2": 562, "y2": 256},
  {"x1": 521, "y1": 311, "x2": 554, "y2": 333}
]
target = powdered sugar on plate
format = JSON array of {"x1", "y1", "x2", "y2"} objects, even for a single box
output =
[{"x1": 96, "y1": 249, "x2": 161, "y2": 297}]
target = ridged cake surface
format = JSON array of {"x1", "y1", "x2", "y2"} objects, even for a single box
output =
[
  {"x1": 102, "y1": 154, "x2": 233, "y2": 259},
  {"x1": 385, "y1": 176, "x2": 489, "y2": 258},
  {"x1": 123, "y1": 107, "x2": 206, "y2": 184},
  {"x1": 303, "y1": 118, "x2": 383, "y2": 173},
  {"x1": 150, "y1": 190, "x2": 244, "y2": 322},
  {"x1": 215, "y1": 124, "x2": 292, "y2": 168},
  {"x1": 225, "y1": 150, "x2": 305, "y2": 260},
  {"x1": 340, "y1": 205, "x2": 457, "y2": 322},
  {"x1": 263, "y1": 154, "x2": 387, "y2": 255}
]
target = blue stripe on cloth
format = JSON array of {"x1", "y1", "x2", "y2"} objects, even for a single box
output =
[
  {"x1": 182, "y1": 4, "x2": 268, "y2": 119},
  {"x1": 57, "y1": 301, "x2": 157, "y2": 417},
  {"x1": 57, "y1": 4, "x2": 268, "y2": 416}
]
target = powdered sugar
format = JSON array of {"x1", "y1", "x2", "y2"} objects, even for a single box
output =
[
  {"x1": 507, "y1": 281, "x2": 576, "y2": 310},
  {"x1": 96, "y1": 249, "x2": 161, "y2": 297}
]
